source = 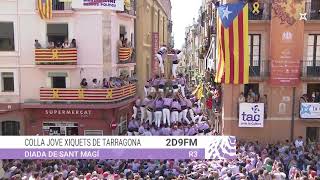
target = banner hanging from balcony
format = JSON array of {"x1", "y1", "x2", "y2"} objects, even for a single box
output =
[
  {"x1": 215, "y1": 2, "x2": 249, "y2": 84},
  {"x1": 72, "y1": 0, "x2": 124, "y2": 11},
  {"x1": 152, "y1": 32, "x2": 160, "y2": 76},
  {"x1": 238, "y1": 103, "x2": 264, "y2": 128},
  {"x1": 37, "y1": 0, "x2": 53, "y2": 20},
  {"x1": 300, "y1": 103, "x2": 320, "y2": 119},
  {"x1": 270, "y1": 0, "x2": 305, "y2": 86}
]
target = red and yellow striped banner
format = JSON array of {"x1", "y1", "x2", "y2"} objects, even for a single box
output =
[
  {"x1": 35, "y1": 48, "x2": 77, "y2": 65},
  {"x1": 215, "y1": 2, "x2": 249, "y2": 84},
  {"x1": 38, "y1": 0, "x2": 53, "y2": 20},
  {"x1": 118, "y1": 47, "x2": 132, "y2": 62},
  {"x1": 40, "y1": 84, "x2": 137, "y2": 102}
]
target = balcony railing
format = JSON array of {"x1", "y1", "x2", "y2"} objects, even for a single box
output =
[
  {"x1": 301, "y1": 60, "x2": 320, "y2": 79},
  {"x1": 52, "y1": 0, "x2": 72, "y2": 11},
  {"x1": 306, "y1": 1, "x2": 320, "y2": 20},
  {"x1": 118, "y1": 47, "x2": 134, "y2": 63},
  {"x1": 117, "y1": 0, "x2": 136, "y2": 16},
  {"x1": 40, "y1": 84, "x2": 136, "y2": 102},
  {"x1": 35, "y1": 48, "x2": 77, "y2": 65},
  {"x1": 249, "y1": 60, "x2": 270, "y2": 78},
  {"x1": 248, "y1": 2, "x2": 271, "y2": 20}
]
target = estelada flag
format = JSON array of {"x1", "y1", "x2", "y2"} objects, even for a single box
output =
[{"x1": 215, "y1": 2, "x2": 249, "y2": 84}]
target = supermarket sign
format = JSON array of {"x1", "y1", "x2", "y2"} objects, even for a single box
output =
[{"x1": 72, "y1": 0, "x2": 124, "y2": 11}]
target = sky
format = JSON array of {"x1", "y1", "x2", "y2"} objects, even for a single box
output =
[{"x1": 171, "y1": 0, "x2": 202, "y2": 49}]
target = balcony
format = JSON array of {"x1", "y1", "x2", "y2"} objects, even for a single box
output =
[
  {"x1": 249, "y1": 60, "x2": 270, "y2": 81},
  {"x1": 248, "y1": 2, "x2": 271, "y2": 20},
  {"x1": 35, "y1": 48, "x2": 77, "y2": 65},
  {"x1": 118, "y1": 48, "x2": 135, "y2": 64},
  {"x1": 301, "y1": 60, "x2": 320, "y2": 81},
  {"x1": 40, "y1": 84, "x2": 136, "y2": 103},
  {"x1": 117, "y1": 0, "x2": 136, "y2": 17},
  {"x1": 36, "y1": 0, "x2": 73, "y2": 17},
  {"x1": 306, "y1": 1, "x2": 320, "y2": 20}
]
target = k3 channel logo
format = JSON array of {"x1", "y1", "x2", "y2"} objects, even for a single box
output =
[{"x1": 239, "y1": 103, "x2": 264, "y2": 128}]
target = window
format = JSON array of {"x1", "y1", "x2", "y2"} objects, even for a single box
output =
[
  {"x1": 47, "y1": 24, "x2": 68, "y2": 47},
  {"x1": 248, "y1": 34, "x2": 261, "y2": 76},
  {"x1": 307, "y1": 35, "x2": 320, "y2": 66},
  {"x1": 0, "y1": 22, "x2": 14, "y2": 51},
  {"x1": 52, "y1": 77, "x2": 66, "y2": 88},
  {"x1": 1, "y1": 72, "x2": 14, "y2": 92},
  {"x1": 2, "y1": 121, "x2": 20, "y2": 135},
  {"x1": 48, "y1": 72, "x2": 67, "y2": 88}
]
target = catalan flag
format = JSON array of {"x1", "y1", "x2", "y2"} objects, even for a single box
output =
[
  {"x1": 38, "y1": 0, "x2": 53, "y2": 20},
  {"x1": 215, "y1": 2, "x2": 249, "y2": 84}
]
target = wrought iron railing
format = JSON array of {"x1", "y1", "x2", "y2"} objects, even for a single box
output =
[
  {"x1": 249, "y1": 60, "x2": 270, "y2": 78},
  {"x1": 52, "y1": 0, "x2": 72, "y2": 11},
  {"x1": 248, "y1": 2, "x2": 271, "y2": 20},
  {"x1": 301, "y1": 60, "x2": 320, "y2": 77}
]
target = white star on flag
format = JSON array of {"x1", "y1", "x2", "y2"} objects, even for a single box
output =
[{"x1": 222, "y1": 6, "x2": 232, "y2": 19}]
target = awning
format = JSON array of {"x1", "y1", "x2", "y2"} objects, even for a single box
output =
[{"x1": 48, "y1": 72, "x2": 68, "y2": 77}]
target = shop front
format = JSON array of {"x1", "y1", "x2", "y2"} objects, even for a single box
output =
[{"x1": 23, "y1": 103, "x2": 134, "y2": 135}]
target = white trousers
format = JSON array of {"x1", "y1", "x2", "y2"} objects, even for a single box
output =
[
  {"x1": 144, "y1": 87, "x2": 149, "y2": 97},
  {"x1": 171, "y1": 111, "x2": 179, "y2": 124},
  {"x1": 179, "y1": 85, "x2": 185, "y2": 97},
  {"x1": 146, "y1": 110, "x2": 153, "y2": 125},
  {"x1": 133, "y1": 106, "x2": 138, "y2": 119},
  {"x1": 180, "y1": 109, "x2": 189, "y2": 124},
  {"x1": 172, "y1": 64, "x2": 178, "y2": 78},
  {"x1": 156, "y1": 54, "x2": 164, "y2": 74},
  {"x1": 189, "y1": 109, "x2": 199, "y2": 123},
  {"x1": 162, "y1": 108, "x2": 171, "y2": 127},
  {"x1": 155, "y1": 111, "x2": 162, "y2": 128},
  {"x1": 140, "y1": 107, "x2": 146, "y2": 124}
]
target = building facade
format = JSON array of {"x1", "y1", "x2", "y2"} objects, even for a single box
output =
[
  {"x1": 217, "y1": 0, "x2": 320, "y2": 142},
  {"x1": 184, "y1": 0, "x2": 320, "y2": 142},
  {"x1": 0, "y1": 0, "x2": 137, "y2": 136},
  {"x1": 135, "y1": 0, "x2": 172, "y2": 97}
]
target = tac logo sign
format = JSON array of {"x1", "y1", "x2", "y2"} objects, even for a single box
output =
[
  {"x1": 300, "y1": 103, "x2": 320, "y2": 119},
  {"x1": 238, "y1": 103, "x2": 264, "y2": 128}
]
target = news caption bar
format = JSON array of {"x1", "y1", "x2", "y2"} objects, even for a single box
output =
[{"x1": 0, "y1": 136, "x2": 236, "y2": 159}]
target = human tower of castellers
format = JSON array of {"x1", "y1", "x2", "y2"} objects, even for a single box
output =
[{"x1": 127, "y1": 46, "x2": 212, "y2": 136}]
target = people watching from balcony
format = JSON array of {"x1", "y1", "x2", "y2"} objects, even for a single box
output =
[
  {"x1": 102, "y1": 78, "x2": 111, "y2": 88},
  {"x1": 37, "y1": 39, "x2": 77, "y2": 49},
  {"x1": 62, "y1": 39, "x2": 70, "y2": 48},
  {"x1": 34, "y1": 39, "x2": 42, "y2": 49},
  {"x1": 70, "y1": 39, "x2": 77, "y2": 48},
  {"x1": 80, "y1": 78, "x2": 88, "y2": 88},
  {"x1": 47, "y1": 41, "x2": 55, "y2": 49},
  {"x1": 238, "y1": 92, "x2": 246, "y2": 104},
  {"x1": 92, "y1": 79, "x2": 98, "y2": 88},
  {"x1": 300, "y1": 92, "x2": 320, "y2": 103}
]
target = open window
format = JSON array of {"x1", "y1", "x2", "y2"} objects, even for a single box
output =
[
  {"x1": 47, "y1": 23, "x2": 68, "y2": 47},
  {"x1": 0, "y1": 22, "x2": 14, "y2": 51},
  {"x1": 49, "y1": 72, "x2": 67, "y2": 88}
]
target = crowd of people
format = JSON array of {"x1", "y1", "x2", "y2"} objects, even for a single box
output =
[
  {"x1": 2, "y1": 137, "x2": 320, "y2": 179},
  {"x1": 34, "y1": 39, "x2": 77, "y2": 49},
  {"x1": 80, "y1": 73, "x2": 137, "y2": 89}
]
